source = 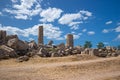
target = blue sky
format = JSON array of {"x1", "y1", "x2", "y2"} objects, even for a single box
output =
[{"x1": 0, "y1": 0, "x2": 120, "y2": 47}]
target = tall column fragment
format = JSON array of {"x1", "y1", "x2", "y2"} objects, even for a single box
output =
[
  {"x1": 66, "y1": 34, "x2": 74, "y2": 48},
  {"x1": 38, "y1": 26, "x2": 43, "y2": 45}
]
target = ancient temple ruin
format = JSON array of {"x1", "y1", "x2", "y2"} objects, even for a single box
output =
[
  {"x1": 38, "y1": 26, "x2": 44, "y2": 45},
  {"x1": 0, "y1": 30, "x2": 6, "y2": 44},
  {"x1": 66, "y1": 34, "x2": 74, "y2": 48}
]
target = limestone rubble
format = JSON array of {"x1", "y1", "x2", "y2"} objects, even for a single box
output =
[{"x1": 0, "y1": 26, "x2": 120, "y2": 62}]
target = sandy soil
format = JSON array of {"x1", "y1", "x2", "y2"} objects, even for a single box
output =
[{"x1": 0, "y1": 54, "x2": 120, "y2": 80}]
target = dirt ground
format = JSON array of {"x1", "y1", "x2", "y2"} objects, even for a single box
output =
[{"x1": 0, "y1": 54, "x2": 120, "y2": 80}]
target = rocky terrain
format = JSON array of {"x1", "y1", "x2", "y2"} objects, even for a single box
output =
[{"x1": 0, "y1": 30, "x2": 120, "y2": 80}]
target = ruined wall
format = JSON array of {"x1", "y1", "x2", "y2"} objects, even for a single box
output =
[
  {"x1": 66, "y1": 34, "x2": 74, "y2": 48},
  {"x1": 38, "y1": 26, "x2": 43, "y2": 45}
]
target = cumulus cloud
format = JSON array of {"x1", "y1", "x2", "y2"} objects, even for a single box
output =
[
  {"x1": 105, "y1": 21, "x2": 112, "y2": 25},
  {"x1": 0, "y1": 12, "x2": 3, "y2": 16},
  {"x1": 11, "y1": 0, "x2": 18, "y2": 3},
  {"x1": 102, "y1": 29, "x2": 109, "y2": 33},
  {"x1": 82, "y1": 29, "x2": 87, "y2": 32},
  {"x1": 115, "y1": 34, "x2": 120, "y2": 41},
  {"x1": 117, "y1": 22, "x2": 120, "y2": 25},
  {"x1": 115, "y1": 26, "x2": 120, "y2": 32},
  {"x1": 4, "y1": 0, "x2": 42, "y2": 20},
  {"x1": 0, "y1": 24, "x2": 64, "y2": 40},
  {"x1": 87, "y1": 31, "x2": 95, "y2": 35},
  {"x1": 80, "y1": 10, "x2": 92, "y2": 17},
  {"x1": 73, "y1": 33, "x2": 82, "y2": 39},
  {"x1": 40, "y1": 7, "x2": 63, "y2": 23},
  {"x1": 42, "y1": 24, "x2": 64, "y2": 40},
  {"x1": 103, "y1": 42, "x2": 109, "y2": 45},
  {"x1": 58, "y1": 10, "x2": 92, "y2": 30}
]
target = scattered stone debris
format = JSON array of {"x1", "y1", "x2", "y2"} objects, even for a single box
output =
[
  {"x1": 0, "y1": 27, "x2": 120, "y2": 62},
  {"x1": 16, "y1": 55, "x2": 29, "y2": 62},
  {"x1": 0, "y1": 45, "x2": 17, "y2": 59},
  {"x1": 28, "y1": 40, "x2": 37, "y2": 50}
]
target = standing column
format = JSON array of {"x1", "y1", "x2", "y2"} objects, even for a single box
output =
[
  {"x1": 0, "y1": 30, "x2": 6, "y2": 44},
  {"x1": 38, "y1": 26, "x2": 43, "y2": 46},
  {"x1": 66, "y1": 34, "x2": 74, "y2": 48}
]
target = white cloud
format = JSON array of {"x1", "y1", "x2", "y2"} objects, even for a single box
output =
[
  {"x1": 0, "y1": 12, "x2": 3, "y2": 16},
  {"x1": 40, "y1": 7, "x2": 63, "y2": 22},
  {"x1": 0, "y1": 24, "x2": 28, "y2": 37},
  {"x1": 58, "y1": 10, "x2": 92, "y2": 30},
  {"x1": 4, "y1": 0, "x2": 42, "y2": 20},
  {"x1": 115, "y1": 34, "x2": 120, "y2": 41},
  {"x1": 0, "y1": 24, "x2": 64, "y2": 40},
  {"x1": 69, "y1": 22, "x2": 83, "y2": 26},
  {"x1": 80, "y1": 10, "x2": 92, "y2": 17},
  {"x1": 73, "y1": 33, "x2": 82, "y2": 39},
  {"x1": 59, "y1": 13, "x2": 82, "y2": 25},
  {"x1": 102, "y1": 29, "x2": 109, "y2": 33},
  {"x1": 70, "y1": 25, "x2": 79, "y2": 30},
  {"x1": 105, "y1": 21, "x2": 112, "y2": 25},
  {"x1": 73, "y1": 34, "x2": 80, "y2": 39},
  {"x1": 115, "y1": 26, "x2": 120, "y2": 32},
  {"x1": 11, "y1": 0, "x2": 18, "y2": 3},
  {"x1": 117, "y1": 22, "x2": 120, "y2": 25},
  {"x1": 42, "y1": 24, "x2": 64, "y2": 40},
  {"x1": 82, "y1": 29, "x2": 87, "y2": 32},
  {"x1": 103, "y1": 42, "x2": 109, "y2": 45},
  {"x1": 87, "y1": 31, "x2": 95, "y2": 35}
]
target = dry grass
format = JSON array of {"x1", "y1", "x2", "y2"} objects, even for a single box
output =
[
  {"x1": 0, "y1": 54, "x2": 98, "y2": 67},
  {"x1": 0, "y1": 55, "x2": 120, "y2": 80}
]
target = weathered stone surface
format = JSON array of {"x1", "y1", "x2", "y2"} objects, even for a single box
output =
[
  {"x1": 98, "y1": 52, "x2": 108, "y2": 57},
  {"x1": 0, "y1": 30, "x2": 6, "y2": 44},
  {"x1": 38, "y1": 26, "x2": 43, "y2": 46},
  {"x1": 7, "y1": 38, "x2": 29, "y2": 51},
  {"x1": 66, "y1": 34, "x2": 74, "y2": 48},
  {"x1": 116, "y1": 50, "x2": 120, "y2": 55},
  {"x1": 37, "y1": 48, "x2": 49, "y2": 57},
  {"x1": 28, "y1": 40, "x2": 37, "y2": 50},
  {"x1": 0, "y1": 45, "x2": 17, "y2": 59},
  {"x1": 89, "y1": 49, "x2": 99, "y2": 56},
  {"x1": 57, "y1": 50, "x2": 64, "y2": 57},
  {"x1": 65, "y1": 48, "x2": 72, "y2": 55},
  {"x1": 72, "y1": 50, "x2": 79, "y2": 54},
  {"x1": 6, "y1": 35, "x2": 18, "y2": 41},
  {"x1": 84, "y1": 48, "x2": 90, "y2": 54},
  {"x1": 111, "y1": 52, "x2": 119, "y2": 57},
  {"x1": 16, "y1": 55, "x2": 29, "y2": 62},
  {"x1": 57, "y1": 43, "x2": 65, "y2": 50},
  {"x1": 51, "y1": 52, "x2": 60, "y2": 57},
  {"x1": 26, "y1": 50, "x2": 37, "y2": 57},
  {"x1": 0, "y1": 49, "x2": 9, "y2": 59},
  {"x1": 17, "y1": 40, "x2": 29, "y2": 51},
  {"x1": 7, "y1": 38, "x2": 18, "y2": 50}
]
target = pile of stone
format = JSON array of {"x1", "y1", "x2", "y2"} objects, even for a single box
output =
[
  {"x1": 0, "y1": 27, "x2": 120, "y2": 62},
  {"x1": 0, "y1": 30, "x2": 37, "y2": 61},
  {"x1": 81, "y1": 47, "x2": 120, "y2": 57},
  {"x1": 36, "y1": 42, "x2": 82, "y2": 57}
]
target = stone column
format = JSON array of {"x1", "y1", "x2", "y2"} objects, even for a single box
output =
[
  {"x1": 38, "y1": 26, "x2": 43, "y2": 46},
  {"x1": 66, "y1": 34, "x2": 74, "y2": 48},
  {"x1": 2, "y1": 30, "x2": 6, "y2": 41},
  {"x1": 0, "y1": 30, "x2": 6, "y2": 44}
]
